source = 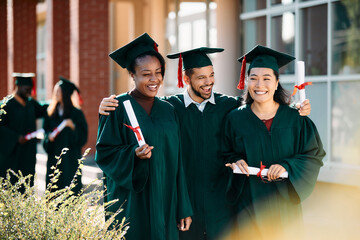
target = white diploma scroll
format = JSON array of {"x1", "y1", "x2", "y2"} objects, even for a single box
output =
[
  {"x1": 123, "y1": 100, "x2": 146, "y2": 146},
  {"x1": 296, "y1": 61, "x2": 306, "y2": 104},
  {"x1": 233, "y1": 165, "x2": 288, "y2": 178},
  {"x1": 25, "y1": 128, "x2": 45, "y2": 140},
  {"x1": 49, "y1": 120, "x2": 67, "y2": 139}
]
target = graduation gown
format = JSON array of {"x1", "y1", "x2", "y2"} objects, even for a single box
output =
[
  {"x1": 164, "y1": 93, "x2": 242, "y2": 240},
  {"x1": 0, "y1": 96, "x2": 47, "y2": 184},
  {"x1": 43, "y1": 106, "x2": 88, "y2": 194},
  {"x1": 222, "y1": 104, "x2": 326, "y2": 239},
  {"x1": 95, "y1": 93, "x2": 193, "y2": 240}
]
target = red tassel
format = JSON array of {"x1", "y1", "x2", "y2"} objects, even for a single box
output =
[
  {"x1": 153, "y1": 42, "x2": 158, "y2": 52},
  {"x1": 237, "y1": 55, "x2": 246, "y2": 90},
  {"x1": 76, "y1": 89, "x2": 83, "y2": 105},
  {"x1": 31, "y1": 78, "x2": 37, "y2": 97},
  {"x1": 177, "y1": 53, "x2": 184, "y2": 88}
]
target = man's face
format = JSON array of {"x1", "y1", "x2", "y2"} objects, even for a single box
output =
[
  {"x1": 16, "y1": 85, "x2": 32, "y2": 100},
  {"x1": 184, "y1": 65, "x2": 215, "y2": 103}
]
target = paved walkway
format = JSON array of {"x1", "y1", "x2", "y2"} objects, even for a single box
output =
[{"x1": 302, "y1": 181, "x2": 360, "y2": 240}]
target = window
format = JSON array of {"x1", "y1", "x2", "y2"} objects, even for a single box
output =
[
  {"x1": 243, "y1": 17, "x2": 266, "y2": 51},
  {"x1": 271, "y1": 12, "x2": 295, "y2": 74},
  {"x1": 271, "y1": 0, "x2": 294, "y2": 6},
  {"x1": 299, "y1": 4, "x2": 327, "y2": 76},
  {"x1": 36, "y1": 22, "x2": 46, "y2": 102},
  {"x1": 243, "y1": 0, "x2": 266, "y2": 12},
  {"x1": 332, "y1": 81, "x2": 360, "y2": 165},
  {"x1": 165, "y1": 0, "x2": 217, "y2": 93},
  {"x1": 331, "y1": 1, "x2": 360, "y2": 75}
]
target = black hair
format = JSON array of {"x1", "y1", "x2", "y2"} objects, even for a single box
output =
[
  {"x1": 243, "y1": 69, "x2": 291, "y2": 105},
  {"x1": 48, "y1": 83, "x2": 74, "y2": 118},
  {"x1": 60, "y1": 86, "x2": 74, "y2": 118},
  {"x1": 127, "y1": 51, "x2": 166, "y2": 77},
  {"x1": 184, "y1": 68, "x2": 194, "y2": 78}
]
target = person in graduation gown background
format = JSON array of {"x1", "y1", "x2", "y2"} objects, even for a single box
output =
[
  {"x1": 98, "y1": 47, "x2": 313, "y2": 240},
  {"x1": 43, "y1": 77, "x2": 88, "y2": 195},
  {"x1": 0, "y1": 73, "x2": 48, "y2": 187},
  {"x1": 95, "y1": 33, "x2": 193, "y2": 240},
  {"x1": 224, "y1": 45, "x2": 326, "y2": 240}
]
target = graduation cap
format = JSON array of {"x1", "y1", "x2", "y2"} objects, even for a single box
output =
[
  {"x1": 237, "y1": 45, "x2": 295, "y2": 90},
  {"x1": 167, "y1": 47, "x2": 224, "y2": 88},
  {"x1": 12, "y1": 72, "x2": 35, "y2": 86},
  {"x1": 58, "y1": 76, "x2": 83, "y2": 105},
  {"x1": 109, "y1": 33, "x2": 159, "y2": 69},
  {"x1": 12, "y1": 72, "x2": 36, "y2": 96}
]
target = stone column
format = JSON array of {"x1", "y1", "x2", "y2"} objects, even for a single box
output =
[{"x1": 215, "y1": 0, "x2": 240, "y2": 96}]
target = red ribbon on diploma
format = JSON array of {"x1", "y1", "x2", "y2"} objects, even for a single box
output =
[
  {"x1": 257, "y1": 161, "x2": 266, "y2": 181},
  {"x1": 123, "y1": 123, "x2": 142, "y2": 141},
  {"x1": 291, "y1": 82, "x2": 312, "y2": 96}
]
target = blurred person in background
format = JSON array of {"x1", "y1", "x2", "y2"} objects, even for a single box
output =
[
  {"x1": 0, "y1": 73, "x2": 47, "y2": 187},
  {"x1": 43, "y1": 77, "x2": 88, "y2": 195}
]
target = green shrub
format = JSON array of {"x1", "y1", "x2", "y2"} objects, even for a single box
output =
[{"x1": 0, "y1": 148, "x2": 128, "y2": 239}]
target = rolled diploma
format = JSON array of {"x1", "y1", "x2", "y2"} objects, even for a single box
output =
[
  {"x1": 49, "y1": 120, "x2": 67, "y2": 139},
  {"x1": 296, "y1": 61, "x2": 306, "y2": 104},
  {"x1": 233, "y1": 165, "x2": 288, "y2": 178},
  {"x1": 25, "y1": 128, "x2": 45, "y2": 140},
  {"x1": 123, "y1": 100, "x2": 146, "y2": 146}
]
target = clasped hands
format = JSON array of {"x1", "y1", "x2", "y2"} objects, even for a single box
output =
[{"x1": 225, "y1": 160, "x2": 286, "y2": 181}]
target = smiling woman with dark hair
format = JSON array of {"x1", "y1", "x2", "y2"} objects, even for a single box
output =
[
  {"x1": 43, "y1": 77, "x2": 88, "y2": 195},
  {"x1": 95, "y1": 33, "x2": 192, "y2": 240},
  {"x1": 224, "y1": 45, "x2": 326, "y2": 239}
]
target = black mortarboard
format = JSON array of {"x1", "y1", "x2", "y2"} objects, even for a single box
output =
[
  {"x1": 109, "y1": 33, "x2": 159, "y2": 69},
  {"x1": 167, "y1": 47, "x2": 224, "y2": 88},
  {"x1": 237, "y1": 45, "x2": 295, "y2": 90},
  {"x1": 13, "y1": 73, "x2": 36, "y2": 96},
  {"x1": 58, "y1": 76, "x2": 83, "y2": 104},
  {"x1": 13, "y1": 73, "x2": 35, "y2": 86}
]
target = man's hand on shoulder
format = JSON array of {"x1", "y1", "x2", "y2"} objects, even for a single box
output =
[{"x1": 99, "y1": 95, "x2": 119, "y2": 115}]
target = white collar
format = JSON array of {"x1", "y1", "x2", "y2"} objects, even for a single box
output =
[{"x1": 183, "y1": 89, "x2": 215, "y2": 109}]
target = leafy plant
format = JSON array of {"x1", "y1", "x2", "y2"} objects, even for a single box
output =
[
  {"x1": 0, "y1": 148, "x2": 128, "y2": 239},
  {"x1": 0, "y1": 95, "x2": 13, "y2": 121}
]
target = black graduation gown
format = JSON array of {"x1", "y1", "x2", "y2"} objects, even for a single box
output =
[
  {"x1": 222, "y1": 104, "x2": 326, "y2": 239},
  {"x1": 95, "y1": 93, "x2": 193, "y2": 240},
  {"x1": 0, "y1": 96, "x2": 47, "y2": 184},
  {"x1": 43, "y1": 106, "x2": 88, "y2": 194},
  {"x1": 164, "y1": 93, "x2": 242, "y2": 240}
]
